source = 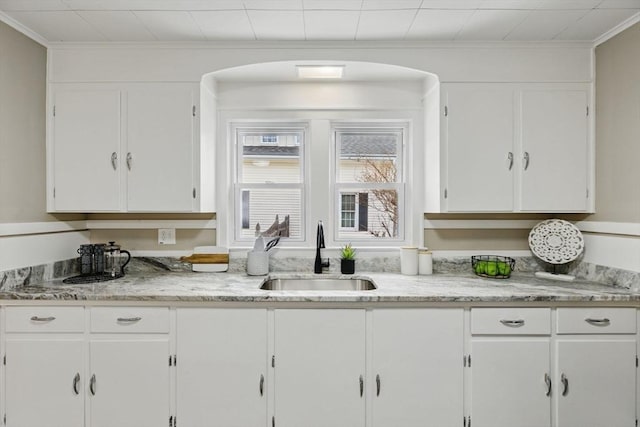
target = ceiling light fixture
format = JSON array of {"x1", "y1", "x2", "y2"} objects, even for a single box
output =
[{"x1": 296, "y1": 65, "x2": 345, "y2": 79}]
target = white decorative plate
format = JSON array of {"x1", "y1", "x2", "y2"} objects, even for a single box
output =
[{"x1": 528, "y1": 219, "x2": 584, "y2": 265}]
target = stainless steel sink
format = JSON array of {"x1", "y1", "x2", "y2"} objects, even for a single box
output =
[{"x1": 259, "y1": 277, "x2": 377, "y2": 291}]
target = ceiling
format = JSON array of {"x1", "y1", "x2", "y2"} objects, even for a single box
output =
[{"x1": 0, "y1": 0, "x2": 638, "y2": 43}]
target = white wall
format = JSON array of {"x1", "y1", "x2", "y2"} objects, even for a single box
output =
[{"x1": 48, "y1": 42, "x2": 593, "y2": 84}]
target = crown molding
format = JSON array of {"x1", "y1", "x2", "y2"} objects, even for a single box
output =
[
  {"x1": 594, "y1": 11, "x2": 640, "y2": 47},
  {"x1": 47, "y1": 40, "x2": 595, "y2": 50},
  {"x1": 0, "y1": 11, "x2": 49, "y2": 47}
]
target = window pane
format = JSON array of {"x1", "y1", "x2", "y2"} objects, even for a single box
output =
[
  {"x1": 337, "y1": 132, "x2": 399, "y2": 183},
  {"x1": 340, "y1": 194, "x2": 356, "y2": 228},
  {"x1": 237, "y1": 188, "x2": 302, "y2": 240},
  {"x1": 337, "y1": 189, "x2": 399, "y2": 240},
  {"x1": 240, "y1": 131, "x2": 302, "y2": 183}
]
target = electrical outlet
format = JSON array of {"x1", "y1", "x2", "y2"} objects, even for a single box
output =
[{"x1": 158, "y1": 228, "x2": 176, "y2": 245}]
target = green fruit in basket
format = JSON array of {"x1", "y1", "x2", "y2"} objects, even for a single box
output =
[
  {"x1": 497, "y1": 262, "x2": 512, "y2": 276},
  {"x1": 475, "y1": 261, "x2": 487, "y2": 274},
  {"x1": 486, "y1": 261, "x2": 498, "y2": 276}
]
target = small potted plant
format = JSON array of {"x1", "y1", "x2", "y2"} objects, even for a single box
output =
[{"x1": 340, "y1": 243, "x2": 356, "y2": 274}]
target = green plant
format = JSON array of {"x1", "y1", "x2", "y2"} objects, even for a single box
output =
[{"x1": 340, "y1": 243, "x2": 356, "y2": 260}]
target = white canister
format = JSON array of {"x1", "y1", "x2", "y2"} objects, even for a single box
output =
[
  {"x1": 247, "y1": 251, "x2": 269, "y2": 276},
  {"x1": 418, "y1": 249, "x2": 433, "y2": 275},
  {"x1": 400, "y1": 247, "x2": 418, "y2": 275}
]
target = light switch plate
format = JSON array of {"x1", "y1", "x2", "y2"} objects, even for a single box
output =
[{"x1": 158, "y1": 228, "x2": 176, "y2": 245}]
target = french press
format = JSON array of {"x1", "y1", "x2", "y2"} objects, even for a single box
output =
[{"x1": 105, "y1": 241, "x2": 131, "y2": 278}]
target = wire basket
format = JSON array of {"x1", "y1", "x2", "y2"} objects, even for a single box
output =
[{"x1": 471, "y1": 255, "x2": 515, "y2": 279}]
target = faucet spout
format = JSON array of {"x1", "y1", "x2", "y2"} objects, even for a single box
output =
[{"x1": 314, "y1": 221, "x2": 329, "y2": 273}]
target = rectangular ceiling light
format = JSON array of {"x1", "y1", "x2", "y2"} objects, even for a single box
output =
[{"x1": 296, "y1": 65, "x2": 345, "y2": 79}]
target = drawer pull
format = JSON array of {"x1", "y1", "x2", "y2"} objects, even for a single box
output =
[
  {"x1": 30, "y1": 316, "x2": 56, "y2": 322},
  {"x1": 585, "y1": 318, "x2": 610, "y2": 326},
  {"x1": 359, "y1": 375, "x2": 364, "y2": 397},
  {"x1": 117, "y1": 317, "x2": 142, "y2": 323},
  {"x1": 500, "y1": 319, "x2": 525, "y2": 327},
  {"x1": 376, "y1": 374, "x2": 381, "y2": 396},
  {"x1": 544, "y1": 373, "x2": 551, "y2": 397},
  {"x1": 73, "y1": 373, "x2": 80, "y2": 395}
]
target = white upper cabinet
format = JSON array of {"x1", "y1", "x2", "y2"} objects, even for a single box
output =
[
  {"x1": 126, "y1": 86, "x2": 195, "y2": 212},
  {"x1": 519, "y1": 89, "x2": 589, "y2": 212},
  {"x1": 428, "y1": 83, "x2": 592, "y2": 213},
  {"x1": 52, "y1": 89, "x2": 121, "y2": 212},
  {"x1": 441, "y1": 85, "x2": 515, "y2": 212},
  {"x1": 48, "y1": 83, "x2": 214, "y2": 213}
]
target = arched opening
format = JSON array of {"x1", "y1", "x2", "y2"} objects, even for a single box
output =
[{"x1": 202, "y1": 61, "x2": 439, "y2": 249}]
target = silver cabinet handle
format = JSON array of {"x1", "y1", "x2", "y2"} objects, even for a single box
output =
[
  {"x1": 259, "y1": 374, "x2": 264, "y2": 396},
  {"x1": 376, "y1": 374, "x2": 381, "y2": 397},
  {"x1": 500, "y1": 319, "x2": 525, "y2": 327},
  {"x1": 73, "y1": 373, "x2": 80, "y2": 395},
  {"x1": 30, "y1": 316, "x2": 55, "y2": 322},
  {"x1": 523, "y1": 152, "x2": 530, "y2": 170},
  {"x1": 507, "y1": 152, "x2": 514, "y2": 170},
  {"x1": 117, "y1": 317, "x2": 142, "y2": 323},
  {"x1": 561, "y1": 373, "x2": 568, "y2": 396},
  {"x1": 111, "y1": 152, "x2": 118, "y2": 170},
  {"x1": 90, "y1": 374, "x2": 96, "y2": 396},
  {"x1": 126, "y1": 152, "x2": 133, "y2": 171},
  {"x1": 544, "y1": 373, "x2": 551, "y2": 397},
  {"x1": 359, "y1": 375, "x2": 364, "y2": 397},
  {"x1": 585, "y1": 318, "x2": 610, "y2": 326}
]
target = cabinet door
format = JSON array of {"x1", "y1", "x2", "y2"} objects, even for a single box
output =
[
  {"x1": 556, "y1": 339, "x2": 636, "y2": 427},
  {"x1": 89, "y1": 339, "x2": 170, "y2": 427},
  {"x1": 443, "y1": 85, "x2": 515, "y2": 212},
  {"x1": 5, "y1": 338, "x2": 84, "y2": 427},
  {"x1": 176, "y1": 309, "x2": 268, "y2": 427},
  {"x1": 274, "y1": 309, "x2": 365, "y2": 427},
  {"x1": 371, "y1": 309, "x2": 463, "y2": 427},
  {"x1": 520, "y1": 89, "x2": 589, "y2": 211},
  {"x1": 126, "y1": 86, "x2": 195, "y2": 212},
  {"x1": 471, "y1": 338, "x2": 551, "y2": 427},
  {"x1": 53, "y1": 89, "x2": 121, "y2": 211}
]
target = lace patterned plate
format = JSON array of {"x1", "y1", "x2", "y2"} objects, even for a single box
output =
[{"x1": 528, "y1": 219, "x2": 584, "y2": 265}]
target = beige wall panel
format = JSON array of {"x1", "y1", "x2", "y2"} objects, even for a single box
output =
[
  {"x1": 0, "y1": 21, "x2": 82, "y2": 223},
  {"x1": 90, "y1": 229, "x2": 216, "y2": 251},
  {"x1": 424, "y1": 229, "x2": 532, "y2": 251},
  {"x1": 592, "y1": 23, "x2": 640, "y2": 223}
]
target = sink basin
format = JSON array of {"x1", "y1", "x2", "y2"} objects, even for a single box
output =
[{"x1": 259, "y1": 277, "x2": 377, "y2": 291}]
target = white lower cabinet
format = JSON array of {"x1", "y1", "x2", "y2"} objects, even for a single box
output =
[
  {"x1": 4, "y1": 307, "x2": 85, "y2": 427},
  {"x1": 554, "y1": 308, "x2": 637, "y2": 427},
  {"x1": 2, "y1": 305, "x2": 639, "y2": 427},
  {"x1": 88, "y1": 339, "x2": 170, "y2": 427},
  {"x1": 2, "y1": 306, "x2": 170, "y2": 427},
  {"x1": 87, "y1": 307, "x2": 171, "y2": 427},
  {"x1": 371, "y1": 309, "x2": 463, "y2": 427},
  {"x1": 471, "y1": 308, "x2": 552, "y2": 427},
  {"x1": 274, "y1": 309, "x2": 366, "y2": 427},
  {"x1": 471, "y1": 339, "x2": 551, "y2": 427},
  {"x1": 5, "y1": 338, "x2": 85, "y2": 427},
  {"x1": 176, "y1": 308, "x2": 268, "y2": 427}
]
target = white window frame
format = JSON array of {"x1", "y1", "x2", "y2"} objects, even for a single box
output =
[
  {"x1": 332, "y1": 123, "x2": 407, "y2": 245},
  {"x1": 231, "y1": 123, "x2": 308, "y2": 245}
]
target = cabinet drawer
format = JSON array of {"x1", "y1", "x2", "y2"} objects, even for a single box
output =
[
  {"x1": 90, "y1": 307, "x2": 169, "y2": 333},
  {"x1": 5, "y1": 306, "x2": 85, "y2": 333},
  {"x1": 471, "y1": 308, "x2": 551, "y2": 335},
  {"x1": 556, "y1": 308, "x2": 636, "y2": 334}
]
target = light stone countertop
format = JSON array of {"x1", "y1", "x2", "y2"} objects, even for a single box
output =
[{"x1": 1, "y1": 271, "x2": 639, "y2": 305}]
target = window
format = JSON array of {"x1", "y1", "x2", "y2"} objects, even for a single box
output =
[
  {"x1": 233, "y1": 125, "x2": 305, "y2": 242},
  {"x1": 334, "y1": 126, "x2": 404, "y2": 241},
  {"x1": 340, "y1": 193, "x2": 357, "y2": 229}
]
